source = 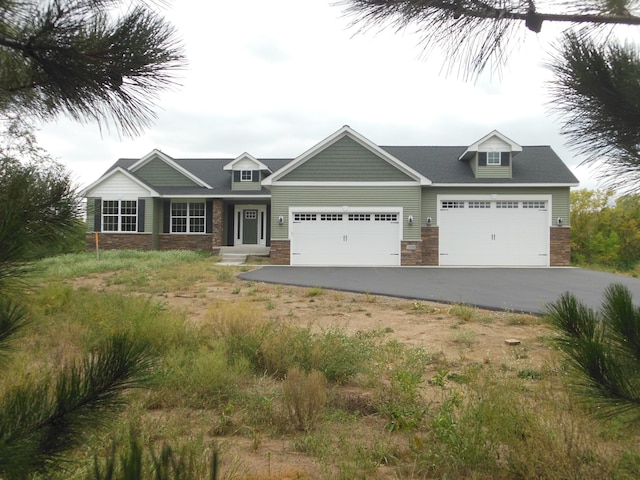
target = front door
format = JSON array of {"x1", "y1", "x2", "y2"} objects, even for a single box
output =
[{"x1": 242, "y1": 209, "x2": 258, "y2": 244}]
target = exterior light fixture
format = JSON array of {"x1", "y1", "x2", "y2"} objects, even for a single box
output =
[
  {"x1": 426, "y1": 217, "x2": 432, "y2": 227},
  {"x1": 278, "y1": 215, "x2": 284, "y2": 225},
  {"x1": 557, "y1": 217, "x2": 563, "y2": 226},
  {"x1": 408, "y1": 215, "x2": 414, "y2": 225}
]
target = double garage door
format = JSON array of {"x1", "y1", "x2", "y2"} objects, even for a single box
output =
[
  {"x1": 438, "y1": 198, "x2": 550, "y2": 266},
  {"x1": 290, "y1": 211, "x2": 401, "y2": 266}
]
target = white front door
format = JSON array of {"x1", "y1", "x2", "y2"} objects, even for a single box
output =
[
  {"x1": 290, "y1": 209, "x2": 401, "y2": 266},
  {"x1": 234, "y1": 205, "x2": 267, "y2": 246},
  {"x1": 438, "y1": 197, "x2": 550, "y2": 266}
]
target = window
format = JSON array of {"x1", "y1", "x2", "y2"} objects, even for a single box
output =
[
  {"x1": 293, "y1": 213, "x2": 316, "y2": 221},
  {"x1": 487, "y1": 152, "x2": 501, "y2": 165},
  {"x1": 171, "y1": 202, "x2": 205, "y2": 233},
  {"x1": 496, "y1": 201, "x2": 518, "y2": 209},
  {"x1": 320, "y1": 214, "x2": 342, "y2": 221},
  {"x1": 240, "y1": 170, "x2": 252, "y2": 181},
  {"x1": 468, "y1": 201, "x2": 490, "y2": 209},
  {"x1": 441, "y1": 201, "x2": 464, "y2": 209},
  {"x1": 102, "y1": 200, "x2": 137, "y2": 232},
  {"x1": 374, "y1": 213, "x2": 398, "y2": 221},
  {"x1": 522, "y1": 201, "x2": 547, "y2": 210},
  {"x1": 348, "y1": 214, "x2": 370, "y2": 221}
]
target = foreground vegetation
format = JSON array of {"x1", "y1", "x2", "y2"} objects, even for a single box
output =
[{"x1": 3, "y1": 250, "x2": 639, "y2": 479}]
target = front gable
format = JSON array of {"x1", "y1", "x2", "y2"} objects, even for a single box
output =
[
  {"x1": 224, "y1": 153, "x2": 268, "y2": 191},
  {"x1": 82, "y1": 167, "x2": 158, "y2": 198},
  {"x1": 129, "y1": 150, "x2": 212, "y2": 188},
  {"x1": 458, "y1": 130, "x2": 522, "y2": 179},
  {"x1": 263, "y1": 126, "x2": 431, "y2": 186}
]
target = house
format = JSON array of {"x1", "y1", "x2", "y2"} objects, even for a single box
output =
[{"x1": 83, "y1": 125, "x2": 579, "y2": 267}]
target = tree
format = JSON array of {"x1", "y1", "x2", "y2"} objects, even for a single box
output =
[
  {"x1": 341, "y1": 0, "x2": 640, "y2": 190},
  {"x1": 0, "y1": 0, "x2": 185, "y2": 137},
  {"x1": 546, "y1": 284, "x2": 640, "y2": 422},
  {"x1": 0, "y1": 0, "x2": 184, "y2": 476}
]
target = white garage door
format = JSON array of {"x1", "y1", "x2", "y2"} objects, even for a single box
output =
[
  {"x1": 290, "y1": 211, "x2": 401, "y2": 266},
  {"x1": 439, "y1": 199, "x2": 550, "y2": 266}
]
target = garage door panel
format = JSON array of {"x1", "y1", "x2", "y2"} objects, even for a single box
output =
[
  {"x1": 439, "y1": 199, "x2": 549, "y2": 266},
  {"x1": 290, "y1": 211, "x2": 400, "y2": 266}
]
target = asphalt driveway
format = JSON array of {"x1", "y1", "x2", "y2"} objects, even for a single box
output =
[{"x1": 238, "y1": 267, "x2": 640, "y2": 315}]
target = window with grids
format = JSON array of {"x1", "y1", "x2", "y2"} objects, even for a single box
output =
[
  {"x1": 240, "y1": 170, "x2": 252, "y2": 181},
  {"x1": 374, "y1": 213, "x2": 398, "y2": 221},
  {"x1": 320, "y1": 214, "x2": 342, "y2": 221},
  {"x1": 441, "y1": 201, "x2": 464, "y2": 209},
  {"x1": 171, "y1": 202, "x2": 205, "y2": 233},
  {"x1": 487, "y1": 152, "x2": 501, "y2": 165},
  {"x1": 102, "y1": 200, "x2": 137, "y2": 232},
  {"x1": 468, "y1": 201, "x2": 490, "y2": 209},
  {"x1": 293, "y1": 213, "x2": 316, "y2": 221},
  {"x1": 522, "y1": 201, "x2": 547, "y2": 209},
  {"x1": 496, "y1": 201, "x2": 519, "y2": 209},
  {"x1": 348, "y1": 214, "x2": 370, "y2": 221}
]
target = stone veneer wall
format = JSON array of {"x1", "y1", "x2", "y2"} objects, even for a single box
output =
[
  {"x1": 550, "y1": 227, "x2": 571, "y2": 266},
  {"x1": 421, "y1": 227, "x2": 439, "y2": 266},
  {"x1": 212, "y1": 199, "x2": 224, "y2": 250},
  {"x1": 158, "y1": 234, "x2": 212, "y2": 251},
  {"x1": 86, "y1": 233, "x2": 152, "y2": 251},
  {"x1": 401, "y1": 241, "x2": 422, "y2": 266},
  {"x1": 270, "y1": 240, "x2": 290, "y2": 265}
]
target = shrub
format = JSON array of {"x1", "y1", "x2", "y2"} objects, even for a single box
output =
[{"x1": 282, "y1": 367, "x2": 327, "y2": 431}]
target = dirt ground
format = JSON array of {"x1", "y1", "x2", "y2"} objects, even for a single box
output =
[{"x1": 76, "y1": 266, "x2": 557, "y2": 479}]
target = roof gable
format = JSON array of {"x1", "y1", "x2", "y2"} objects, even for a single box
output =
[
  {"x1": 458, "y1": 130, "x2": 523, "y2": 161},
  {"x1": 82, "y1": 167, "x2": 159, "y2": 197},
  {"x1": 263, "y1": 126, "x2": 431, "y2": 186},
  {"x1": 129, "y1": 150, "x2": 212, "y2": 188},
  {"x1": 223, "y1": 153, "x2": 271, "y2": 172}
]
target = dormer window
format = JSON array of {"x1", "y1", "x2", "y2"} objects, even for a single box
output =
[
  {"x1": 487, "y1": 152, "x2": 501, "y2": 165},
  {"x1": 240, "y1": 170, "x2": 252, "y2": 181}
]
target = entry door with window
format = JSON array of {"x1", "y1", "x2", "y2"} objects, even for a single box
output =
[{"x1": 242, "y1": 209, "x2": 258, "y2": 244}]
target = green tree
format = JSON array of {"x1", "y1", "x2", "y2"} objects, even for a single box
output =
[
  {"x1": 341, "y1": 0, "x2": 640, "y2": 191},
  {"x1": 546, "y1": 284, "x2": 640, "y2": 422},
  {"x1": 0, "y1": 0, "x2": 184, "y2": 476}
]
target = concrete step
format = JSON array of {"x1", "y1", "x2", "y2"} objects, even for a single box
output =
[
  {"x1": 218, "y1": 246, "x2": 270, "y2": 257},
  {"x1": 218, "y1": 253, "x2": 248, "y2": 265}
]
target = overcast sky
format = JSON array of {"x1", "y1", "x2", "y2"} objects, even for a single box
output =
[{"x1": 35, "y1": 0, "x2": 599, "y2": 189}]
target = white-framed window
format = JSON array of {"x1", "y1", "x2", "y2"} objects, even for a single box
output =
[
  {"x1": 171, "y1": 202, "x2": 205, "y2": 233},
  {"x1": 240, "y1": 170, "x2": 252, "y2": 181},
  {"x1": 348, "y1": 214, "x2": 370, "y2": 221},
  {"x1": 522, "y1": 201, "x2": 547, "y2": 210},
  {"x1": 103, "y1": 200, "x2": 137, "y2": 232},
  {"x1": 487, "y1": 152, "x2": 501, "y2": 165},
  {"x1": 468, "y1": 201, "x2": 491, "y2": 209},
  {"x1": 496, "y1": 201, "x2": 519, "y2": 209},
  {"x1": 374, "y1": 213, "x2": 398, "y2": 221},
  {"x1": 320, "y1": 214, "x2": 342, "y2": 221}
]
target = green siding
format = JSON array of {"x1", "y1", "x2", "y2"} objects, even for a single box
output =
[
  {"x1": 475, "y1": 165, "x2": 512, "y2": 178},
  {"x1": 271, "y1": 185, "x2": 421, "y2": 241},
  {"x1": 281, "y1": 137, "x2": 414, "y2": 182},
  {"x1": 421, "y1": 187, "x2": 571, "y2": 227},
  {"x1": 232, "y1": 171, "x2": 262, "y2": 191},
  {"x1": 135, "y1": 158, "x2": 199, "y2": 187}
]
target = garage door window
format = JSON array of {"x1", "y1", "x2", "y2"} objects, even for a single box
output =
[
  {"x1": 523, "y1": 201, "x2": 547, "y2": 209},
  {"x1": 320, "y1": 214, "x2": 342, "y2": 221},
  {"x1": 375, "y1": 213, "x2": 398, "y2": 221},
  {"x1": 294, "y1": 213, "x2": 316, "y2": 221},
  {"x1": 442, "y1": 201, "x2": 464, "y2": 209},
  {"x1": 468, "y1": 201, "x2": 490, "y2": 209},
  {"x1": 348, "y1": 214, "x2": 370, "y2": 221},
  {"x1": 496, "y1": 201, "x2": 519, "y2": 209}
]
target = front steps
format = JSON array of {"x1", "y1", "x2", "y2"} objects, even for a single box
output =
[{"x1": 217, "y1": 246, "x2": 270, "y2": 265}]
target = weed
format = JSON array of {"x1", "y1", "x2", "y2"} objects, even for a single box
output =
[
  {"x1": 450, "y1": 329, "x2": 477, "y2": 348},
  {"x1": 517, "y1": 368, "x2": 542, "y2": 380},
  {"x1": 215, "y1": 268, "x2": 234, "y2": 283},
  {"x1": 282, "y1": 367, "x2": 327, "y2": 431},
  {"x1": 448, "y1": 303, "x2": 476, "y2": 321},
  {"x1": 305, "y1": 286, "x2": 323, "y2": 297}
]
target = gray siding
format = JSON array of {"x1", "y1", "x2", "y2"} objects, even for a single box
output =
[
  {"x1": 281, "y1": 137, "x2": 414, "y2": 182},
  {"x1": 271, "y1": 185, "x2": 422, "y2": 241},
  {"x1": 475, "y1": 165, "x2": 512, "y2": 178},
  {"x1": 421, "y1": 186, "x2": 571, "y2": 227},
  {"x1": 135, "y1": 158, "x2": 199, "y2": 187}
]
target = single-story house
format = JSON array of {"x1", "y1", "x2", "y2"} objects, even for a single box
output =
[{"x1": 83, "y1": 125, "x2": 579, "y2": 267}]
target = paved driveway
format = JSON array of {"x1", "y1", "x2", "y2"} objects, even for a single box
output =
[{"x1": 238, "y1": 267, "x2": 640, "y2": 315}]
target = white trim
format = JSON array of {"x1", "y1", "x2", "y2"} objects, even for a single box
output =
[
  {"x1": 81, "y1": 167, "x2": 159, "y2": 197},
  {"x1": 432, "y1": 182, "x2": 579, "y2": 188},
  {"x1": 234, "y1": 204, "x2": 267, "y2": 246},
  {"x1": 223, "y1": 152, "x2": 271, "y2": 172},
  {"x1": 263, "y1": 126, "x2": 432, "y2": 186},
  {"x1": 272, "y1": 181, "x2": 421, "y2": 187},
  {"x1": 129, "y1": 149, "x2": 213, "y2": 189}
]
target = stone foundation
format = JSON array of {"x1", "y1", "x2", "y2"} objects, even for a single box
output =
[
  {"x1": 421, "y1": 227, "x2": 439, "y2": 266},
  {"x1": 270, "y1": 240, "x2": 290, "y2": 265},
  {"x1": 550, "y1": 227, "x2": 571, "y2": 266},
  {"x1": 158, "y1": 234, "x2": 213, "y2": 251},
  {"x1": 212, "y1": 200, "x2": 224, "y2": 249},
  {"x1": 86, "y1": 233, "x2": 152, "y2": 251},
  {"x1": 401, "y1": 241, "x2": 422, "y2": 266}
]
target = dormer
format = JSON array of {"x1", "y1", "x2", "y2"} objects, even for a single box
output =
[
  {"x1": 458, "y1": 130, "x2": 522, "y2": 179},
  {"x1": 223, "y1": 153, "x2": 271, "y2": 191}
]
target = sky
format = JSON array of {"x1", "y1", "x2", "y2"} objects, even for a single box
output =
[{"x1": 35, "y1": 0, "x2": 600, "y2": 190}]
